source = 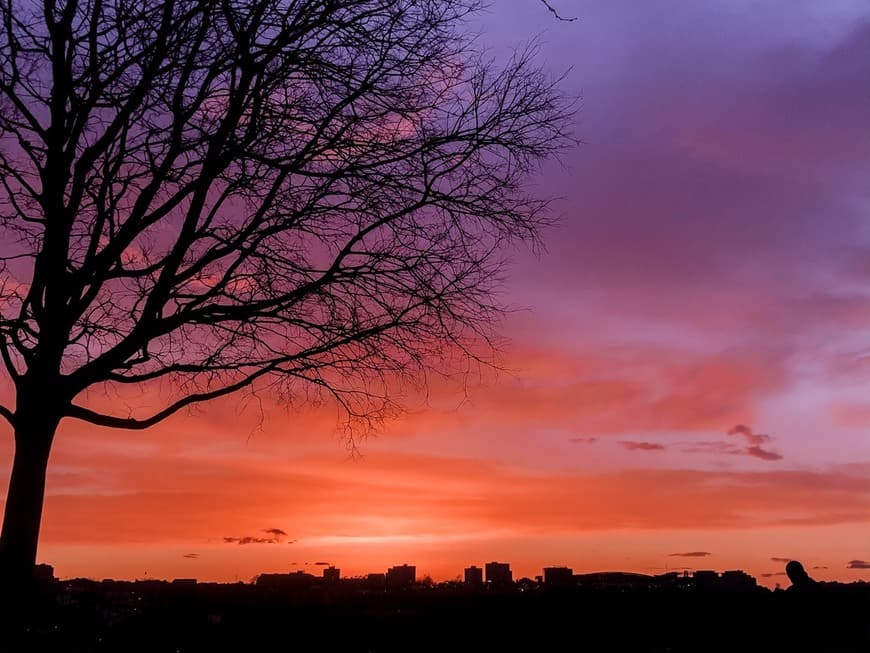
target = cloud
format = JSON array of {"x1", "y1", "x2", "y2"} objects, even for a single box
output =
[
  {"x1": 726, "y1": 425, "x2": 783, "y2": 461},
  {"x1": 812, "y1": 566, "x2": 828, "y2": 570},
  {"x1": 728, "y1": 425, "x2": 754, "y2": 438},
  {"x1": 263, "y1": 528, "x2": 287, "y2": 537},
  {"x1": 668, "y1": 551, "x2": 712, "y2": 558},
  {"x1": 568, "y1": 437, "x2": 597, "y2": 444},
  {"x1": 314, "y1": 561, "x2": 330, "y2": 566},
  {"x1": 761, "y1": 572, "x2": 786, "y2": 578},
  {"x1": 182, "y1": 553, "x2": 199, "y2": 559},
  {"x1": 223, "y1": 536, "x2": 281, "y2": 545},
  {"x1": 770, "y1": 557, "x2": 792, "y2": 563},
  {"x1": 415, "y1": 344, "x2": 792, "y2": 442},
  {"x1": 846, "y1": 560, "x2": 870, "y2": 569},
  {"x1": 745, "y1": 446, "x2": 783, "y2": 461},
  {"x1": 619, "y1": 441, "x2": 665, "y2": 451}
]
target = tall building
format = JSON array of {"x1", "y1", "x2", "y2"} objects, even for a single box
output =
[
  {"x1": 323, "y1": 566, "x2": 340, "y2": 583},
  {"x1": 464, "y1": 566, "x2": 483, "y2": 586},
  {"x1": 386, "y1": 564, "x2": 416, "y2": 588},
  {"x1": 485, "y1": 562, "x2": 512, "y2": 587}
]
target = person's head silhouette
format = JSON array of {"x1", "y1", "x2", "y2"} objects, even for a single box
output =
[{"x1": 785, "y1": 560, "x2": 817, "y2": 590}]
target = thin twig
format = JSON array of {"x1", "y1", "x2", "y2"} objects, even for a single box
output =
[{"x1": 540, "y1": 0, "x2": 578, "y2": 22}]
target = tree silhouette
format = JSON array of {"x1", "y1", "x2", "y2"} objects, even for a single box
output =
[
  {"x1": 0, "y1": 0, "x2": 571, "y2": 584},
  {"x1": 539, "y1": 1, "x2": 577, "y2": 22}
]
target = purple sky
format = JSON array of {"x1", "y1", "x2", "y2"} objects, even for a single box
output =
[{"x1": 467, "y1": 0, "x2": 870, "y2": 470}]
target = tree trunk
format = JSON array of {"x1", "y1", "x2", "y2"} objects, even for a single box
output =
[{"x1": 0, "y1": 410, "x2": 58, "y2": 590}]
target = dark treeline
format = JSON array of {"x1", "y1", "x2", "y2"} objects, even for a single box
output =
[{"x1": 3, "y1": 573, "x2": 869, "y2": 652}]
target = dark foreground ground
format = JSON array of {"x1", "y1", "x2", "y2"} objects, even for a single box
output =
[{"x1": 2, "y1": 581, "x2": 869, "y2": 652}]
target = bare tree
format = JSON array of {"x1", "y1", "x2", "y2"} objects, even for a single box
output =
[{"x1": 0, "y1": 0, "x2": 571, "y2": 583}]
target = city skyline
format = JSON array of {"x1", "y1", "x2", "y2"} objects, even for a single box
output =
[
  {"x1": 37, "y1": 558, "x2": 778, "y2": 588},
  {"x1": 28, "y1": 549, "x2": 859, "y2": 590}
]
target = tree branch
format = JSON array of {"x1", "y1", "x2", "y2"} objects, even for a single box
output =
[
  {"x1": 0, "y1": 335, "x2": 21, "y2": 381},
  {"x1": 1, "y1": 0, "x2": 573, "y2": 436},
  {"x1": 0, "y1": 403, "x2": 13, "y2": 428},
  {"x1": 67, "y1": 362, "x2": 281, "y2": 430},
  {"x1": 540, "y1": 1, "x2": 577, "y2": 22}
]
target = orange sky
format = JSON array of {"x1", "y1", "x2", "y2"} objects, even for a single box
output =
[{"x1": 0, "y1": 360, "x2": 866, "y2": 587}]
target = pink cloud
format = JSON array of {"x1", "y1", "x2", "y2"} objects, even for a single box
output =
[{"x1": 727, "y1": 425, "x2": 782, "y2": 461}]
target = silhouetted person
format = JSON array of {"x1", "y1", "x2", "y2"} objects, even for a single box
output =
[
  {"x1": 785, "y1": 560, "x2": 819, "y2": 591},
  {"x1": 781, "y1": 560, "x2": 827, "y2": 649}
]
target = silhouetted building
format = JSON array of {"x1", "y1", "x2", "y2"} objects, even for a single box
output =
[
  {"x1": 365, "y1": 573, "x2": 386, "y2": 590},
  {"x1": 653, "y1": 572, "x2": 683, "y2": 588},
  {"x1": 721, "y1": 570, "x2": 756, "y2": 590},
  {"x1": 693, "y1": 570, "x2": 719, "y2": 588},
  {"x1": 574, "y1": 572, "x2": 652, "y2": 589},
  {"x1": 34, "y1": 563, "x2": 55, "y2": 583},
  {"x1": 485, "y1": 562, "x2": 512, "y2": 587},
  {"x1": 574, "y1": 571, "x2": 653, "y2": 590},
  {"x1": 464, "y1": 566, "x2": 483, "y2": 586},
  {"x1": 323, "y1": 566, "x2": 340, "y2": 583},
  {"x1": 386, "y1": 564, "x2": 416, "y2": 588},
  {"x1": 543, "y1": 566, "x2": 574, "y2": 586},
  {"x1": 133, "y1": 579, "x2": 167, "y2": 593},
  {"x1": 256, "y1": 571, "x2": 316, "y2": 590},
  {"x1": 516, "y1": 577, "x2": 540, "y2": 591}
]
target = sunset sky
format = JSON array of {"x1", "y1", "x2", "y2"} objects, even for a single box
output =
[{"x1": 3, "y1": 0, "x2": 870, "y2": 587}]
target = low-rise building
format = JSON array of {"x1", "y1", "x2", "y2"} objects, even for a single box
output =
[{"x1": 543, "y1": 566, "x2": 574, "y2": 586}]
